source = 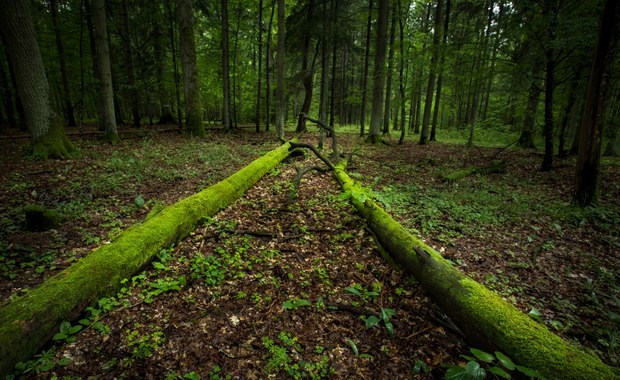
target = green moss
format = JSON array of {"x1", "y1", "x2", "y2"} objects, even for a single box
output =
[
  {"x1": 32, "y1": 121, "x2": 76, "y2": 160},
  {"x1": 0, "y1": 140, "x2": 296, "y2": 377},
  {"x1": 442, "y1": 166, "x2": 477, "y2": 182},
  {"x1": 333, "y1": 164, "x2": 620, "y2": 380},
  {"x1": 103, "y1": 131, "x2": 121, "y2": 145},
  {"x1": 145, "y1": 203, "x2": 166, "y2": 221}
]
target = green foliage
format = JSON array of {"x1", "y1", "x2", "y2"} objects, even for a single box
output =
[
  {"x1": 190, "y1": 254, "x2": 225, "y2": 286},
  {"x1": 345, "y1": 284, "x2": 379, "y2": 304},
  {"x1": 282, "y1": 298, "x2": 312, "y2": 310},
  {"x1": 125, "y1": 325, "x2": 166, "y2": 359},
  {"x1": 52, "y1": 321, "x2": 82, "y2": 343},
  {"x1": 12, "y1": 349, "x2": 70, "y2": 377},
  {"x1": 262, "y1": 332, "x2": 334, "y2": 379},
  {"x1": 365, "y1": 308, "x2": 396, "y2": 337},
  {"x1": 444, "y1": 348, "x2": 546, "y2": 380},
  {"x1": 345, "y1": 338, "x2": 373, "y2": 359}
]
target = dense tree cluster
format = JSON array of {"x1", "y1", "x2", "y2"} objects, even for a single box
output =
[{"x1": 0, "y1": 0, "x2": 617, "y2": 204}]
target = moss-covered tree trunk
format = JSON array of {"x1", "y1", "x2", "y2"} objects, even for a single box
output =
[
  {"x1": 0, "y1": 0, "x2": 75, "y2": 159},
  {"x1": 333, "y1": 165, "x2": 620, "y2": 380},
  {"x1": 0, "y1": 141, "x2": 295, "y2": 376}
]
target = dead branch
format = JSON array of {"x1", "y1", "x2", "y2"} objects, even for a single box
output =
[
  {"x1": 288, "y1": 165, "x2": 330, "y2": 203},
  {"x1": 289, "y1": 142, "x2": 334, "y2": 170},
  {"x1": 299, "y1": 113, "x2": 340, "y2": 162}
]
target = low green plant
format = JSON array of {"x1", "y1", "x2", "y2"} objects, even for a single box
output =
[
  {"x1": 283, "y1": 298, "x2": 312, "y2": 310},
  {"x1": 345, "y1": 338, "x2": 373, "y2": 359},
  {"x1": 11, "y1": 349, "x2": 70, "y2": 377},
  {"x1": 345, "y1": 284, "x2": 379, "y2": 304},
  {"x1": 190, "y1": 254, "x2": 225, "y2": 286},
  {"x1": 125, "y1": 325, "x2": 166, "y2": 359},
  {"x1": 365, "y1": 308, "x2": 396, "y2": 337},
  {"x1": 52, "y1": 321, "x2": 82, "y2": 343},
  {"x1": 262, "y1": 332, "x2": 334, "y2": 379},
  {"x1": 444, "y1": 348, "x2": 546, "y2": 380}
]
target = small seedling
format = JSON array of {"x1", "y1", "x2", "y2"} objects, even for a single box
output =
[{"x1": 365, "y1": 308, "x2": 396, "y2": 337}]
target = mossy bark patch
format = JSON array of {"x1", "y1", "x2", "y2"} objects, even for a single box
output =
[
  {"x1": 0, "y1": 140, "x2": 295, "y2": 376},
  {"x1": 333, "y1": 165, "x2": 620, "y2": 380}
]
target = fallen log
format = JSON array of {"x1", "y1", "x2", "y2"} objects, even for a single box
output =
[
  {"x1": 332, "y1": 165, "x2": 619, "y2": 379},
  {"x1": 442, "y1": 160, "x2": 506, "y2": 182},
  {"x1": 0, "y1": 140, "x2": 296, "y2": 376}
]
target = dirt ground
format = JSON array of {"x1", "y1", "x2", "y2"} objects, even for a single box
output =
[{"x1": 0, "y1": 127, "x2": 618, "y2": 378}]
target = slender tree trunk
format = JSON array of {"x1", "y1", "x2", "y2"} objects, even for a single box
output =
[
  {"x1": 420, "y1": 0, "x2": 443, "y2": 145},
  {"x1": 574, "y1": 0, "x2": 619, "y2": 206},
  {"x1": 382, "y1": 5, "x2": 397, "y2": 136},
  {"x1": 430, "y1": 0, "x2": 450, "y2": 141},
  {"x1": 360, "y1": 0, "x2": 373, "y2": 136},
  {"x1": 603, "y1": 91, "x2": 619, "y2": 156},
  {"x1": 0, "y1": 0, "x2": 74, "y2": 157},
  {"x1": 328, "y1": 0, "x2": 338, "y2": 129},
  {"x1": 541, "y1": 0, "x2": 557, "y2": 172},
  {"x1": 256, "y1": 0, "x2": 263, "y2": 132},
  {"x1": 165, "y1": 1, "x2": 183, "y2": 127},
  {"x1": 92, "y1": 0, "x2": 119, "y2": 143},
  {"x1": 265, "y1": 0, "x2": 276, "y2": 132},
  {"x1": 275, "y1": 0, "x2": 286, "y2": 139},
  {"x1": 120, "y1": 0, "x2": 140, "y2": 128},
  {"x1": 221, "y1": 0, "x2": 231, "y2": 131},
  {"x1": 50, "y1": 0, "x2": 76, "y2": 127},
  {"x1": 296, "y1": 0, "x2": 316, "y2": 133},
  {"x1": 318, "y1": 1, "x2": 330, "y2": 149},
  {"x1": 518, "y1": 65, "x2": 542, "y2": 148},
  {"x1": 558, "y1": 66, "x2": 585, "y2": 156},
  {"x1": 177, "y1": 0, "x2": 205, "y2": 137},
  {"x1": 367, "y1": 0, "x2": 389, "y2": 143},
  {"x1": 232, "y1": 7, "x2": 241, "y2": 128},
  {"x1": 397, "y1": 0, "x2": 409, "y2": 144}
]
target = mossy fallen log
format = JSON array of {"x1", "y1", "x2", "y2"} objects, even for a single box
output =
[
  {"x1": 333, "y1": 165, "x2": 620, "y2": 380},
  {"x1": 0, "y1": 140, "x2": 296, "y2": 376},
  {"x1": 442, "y1": 160, "x2": 506, "y2": 182}
]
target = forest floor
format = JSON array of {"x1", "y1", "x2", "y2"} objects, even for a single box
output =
[{"x1": 0, "y1": 126, "x2": 619, "y2": 379}]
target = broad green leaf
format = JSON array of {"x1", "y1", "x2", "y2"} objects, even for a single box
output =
[
  {"x1": 465, "y1": 361, "x2": 486, "y2": 380},
  {"x1": 385, "y1": 322, "x2": 394, "y2": 337},
  {"x1": 295, "y1": 299, "x2": 311, "y2": 307},
  {"x1": 412, "y1": 360, "x2": 430, "y2": 375},
  {"x1": 470, "y1": 348, "x2": 495, "y2": 363},
  {"x1": 488, "y1": 366, "x2": 512, "y2": 379},
  {"x1": 282, "y1": 301, "x2": 293, "y2": 310},
  {"x1": 152, "y1": 262, "x2": 167, "y2": 270},
  {"x1": 134, "y1": 195, "x2": 145, "y2": 207},
  {"x1": 528, "y1": 308, "x2": 544, "y2": 323},
  {"x1": 460, "y1": 354, "x2": 476, "y2": 362},
  {"x1": 516, "y1": 365, "x2": 542, "y2": 377},
  {"x1": 445, "y1": 365, "x2": 468, "y2": 380},
  {"x1": 345, "y1": 287, "x2": 361, "y2": 296},
  {"x1": 381, "y1": 308, "x2": 396, "y2": 319},
  {"x1": 495, "y1": 351, "x2": 515, "y2": 370},
  {"x1": 365, "y1": 315, "x2": 380, "y2": 329}
]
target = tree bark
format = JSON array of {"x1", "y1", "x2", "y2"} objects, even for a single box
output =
[
  {"x1": 50, "y1": 0, "x2": 77, "y2": 128},
  {"x1": 420, "y1": 0, "x2": 443, "y2": 145},
  {"x1": 332, "y1": 165, "x2": 620, "y2": 380},
  {"x1": 541, "y1": 0, "x2": 558, "y2": 172},
  {"x1": 0, "y1": 141, "x2": 296, "y2": 377},
  {"x1": 360, "y1": 0, "x2": 373, "y2": 136},
  {"x1": 275, "y1": 0, "x2": 286, "y2": 139},
  {"x1": 296, "y1": 0, "x2": 316, "y2": 133},
  {"x1": 518, "y1": 68, "x2": 541, "y2": 149},
  {"x1": 256, "y1": 0, "x2": 263, "y2": 133},
  {"x1": 265, "y1": 0, "x2": 275, "y2": 132},
  {"x1": 574, "y1": 0, "x2": 619, "y2": 206},
  {"x1": 221, "y1": 0, "x2": 232, "y2": 131},
  {"x1": 430, "y1": 0, "x2": 450, "y2": 141},
  {"x1": 177, "y1": 0, "x2": 205, "y2": 137},
  {"x1": 382, "y1": 4, "x2": 397, "y2": 136},
  {"x1": 92, "y1": 0, "x2": 119, "y2": 143},
  {"x1": 120, "y1": 0, "x2": 140, "y2": 128},
  {"x1": 367, "y1": 0, "x2": 389, "y2": 143},
  {"x1": 0, "y1": 0, "x2": 75, "y2": 158}
]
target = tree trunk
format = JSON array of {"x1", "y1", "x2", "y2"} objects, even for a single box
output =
[
  {"x1": 420, "y1": 0, "x2": 443, "y2": 145},
  {"x1": 382, "y1": 5, "x2": 397, "y2": 136},
  {"x1": 518, "y1": 66, "x2": 541, "y2": 149},
  {"x1": 275, "y1": 0, "x2": 286, "y2": 139},
  {"x1": 165, "y1": 1, "x2": 183, "y2": 127},
  {"x1": 154, "y1": 25, "x2": 174, "y2": 124},
  {"x1": 265, "y1": 0, "x2": 275, "y2": 132},
  {"x1": 541, "y1": 0, "x2": 557, "y2": 172},
  {"x1": 256, "y1": 0, "x2": 263, "y2": 133},
  {"x1": 120, "y1": 0, "x2": 140, "y2": 128},
  {"x1": 177, "y1": 0, "x2": 205, "y2": 137},
  {"x1": 221, "y1": 0, "x2": 232, "y2": 131},
  {"x1": 92, "y1": 0, "x2": 119, "y2": 143},
  {"x1": 0, "y1": 141, "x2": 297, "y2": 377},
  {"x1": 360, "y1": 0, "x2": 373, "y2": 136},
  {"x1": 0, "y1": 0, "x2": 75, "y2": 158},
  {"x1": 332, "y1": 165, "x2": 620, "y2": 380},
  {"x1": 50, "y1": 0, "x2": 77, "y2": 128},
  {"x1": 367, "y1": 0, "x2": 389, "y2": 143},
  {"x1": 430, "y1": 0, "x2": 450, "y2": 142},
  {"x1": 574, "y1": 0, "x2": 619, "y2": 206},
  {"x1": 296, "y1": 0, "x2": 316, "y2": 133}
]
